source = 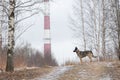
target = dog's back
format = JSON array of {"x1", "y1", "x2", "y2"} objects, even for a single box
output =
[{"x1": 79, "y1": 51, "x2": 92, "y2": 58}]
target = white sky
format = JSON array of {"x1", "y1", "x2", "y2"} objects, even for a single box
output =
[{"x1": 20, "y1": 0, "x2": 80, "y2": 65}]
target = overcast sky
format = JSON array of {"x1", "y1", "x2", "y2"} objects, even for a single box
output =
[{"x1": 20, "y1": 0, "x2": 80, "y2": 65}]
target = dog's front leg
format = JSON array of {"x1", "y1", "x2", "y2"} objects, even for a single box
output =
[{"x1": 80, "y1": 58, "x2": 82, "y2": 64}]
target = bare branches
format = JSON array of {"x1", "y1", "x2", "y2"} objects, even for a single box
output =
[
  {"x1": 15, "y1": 24, "x2": 33, "y2": 41},
  {"x1": 70, "y1": 0, "x2": 119, "y2": 61},
  {"x1": 0, "y1": 0, "x2": 44, "y2": 40},
  {"x1": 15, "y1": 0, "x2": 43, "y2": 8},
  {"x1": 15, "y1": 11, "x2": 39, "y2": 25}
]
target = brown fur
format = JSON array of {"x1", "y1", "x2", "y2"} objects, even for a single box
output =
[{"x1": 73, "y1": 47, "x2": 97, "y2": 63}]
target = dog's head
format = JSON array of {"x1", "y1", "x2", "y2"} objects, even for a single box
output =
[{"x1": 73, "y1": 47, "x2": 78, "y2": 52}]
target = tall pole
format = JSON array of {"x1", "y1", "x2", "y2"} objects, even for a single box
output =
[{"x1": 44, "y1": 0, "x2": 51, "y2": 59}]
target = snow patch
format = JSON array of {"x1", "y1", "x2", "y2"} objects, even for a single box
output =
[
  {"x1": 15, "y1": 67, "x2": 39, "y2": 71},
  {"x1": 106, "y1": 62, "x2": 114, "y2": 68},
  {"x1": 78, "y1": 69, "x2": 88, "y2": 77},
  {"x1": 100, "y1": 74, "x2": 112, "y2": 80},
  {"x1": 0, "y1": 68, "x2": 3, "y2": 73}
]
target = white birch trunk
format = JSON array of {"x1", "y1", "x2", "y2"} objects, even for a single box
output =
[
  {"x1": 6, "y1": 0, "x2": 15, "y2": 72},
  {"x1": 115, "y1": 0, "x2": 120, "y2": 60},
  {"x1": 0, "y1": 22, "x2": 2, "y2": 49},
  {"x1": 93, "y1": 0, "x2": 98, "y2": 53},
  {"x1": 98, "y1": 1, "x2": 101, "y2": 61},
  {"x1": 0, "y1": 0, "x2": 4, "y2": 48},
  {"x1": 80, "y1": 0, "x2": 86, "y2": 50},
  {"x1": 93, "y1": 0, "x2": 101, "y2": 61},
  {"x1": 0, "y1": 0, "x2": 4, "y2": 69},
  {"x1": 101, "y1": 0, "x2": 106, "y2": 60}
]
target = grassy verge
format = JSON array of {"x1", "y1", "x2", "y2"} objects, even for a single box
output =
[
  {"x1": 58, "y1": 62, "x2": 119, "y2": 80},
  {"x1": 0, "y1": 67, "x2": 53, "y2": 80}
]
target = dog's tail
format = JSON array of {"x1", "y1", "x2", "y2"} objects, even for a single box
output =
[{"x1": 91, "y1": 51, "x2": 97, "y2": 58}]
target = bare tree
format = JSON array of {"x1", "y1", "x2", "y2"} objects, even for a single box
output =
[
  {"x1": 70, "y1": 0, "x2": 102, "y2": 53},
  {"x1": 70, "y1": 0, "x2": 118, "y2": 61},
  {"x1": 86, "y1": 0, "x2": 101, "y2": 61},
  {"x1": 0, "y1": 0, "x2": 44, "y2": 72},
  {"x1": 103, "y1": 0, "x2": 120, "y2": 60},
  {"x1": 5, "y1": 0, "x2": 15, "y2": 72},
  {"x1": 70, "y1": 0, "x2": 87, "y2": 50},
  {"x1": 0, "y1": 0, "x2": 3, "y2": 48},
  {"x1": 101, "y1": 0, "x2": 106, "y2": 60},
  {"x1": 115, "y1": 0, "x2": 120, "y2": 60},
  {"x1": 0, "y1": 0, "x2": 4, "y2": 70},
  {"x1": 80, "y1": 0, "x2": 86, "y2": 50}
]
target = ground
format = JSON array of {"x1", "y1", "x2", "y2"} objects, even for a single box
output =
[
  {"x1": 0, "y1": 66, "x2": 53, "y2": 80},
  {"x1": 0, "y1": 61, "x2": 120, "y2": 80},
  {"x1": 58, "y1": 62, "x2": 120, "y2": 80}
]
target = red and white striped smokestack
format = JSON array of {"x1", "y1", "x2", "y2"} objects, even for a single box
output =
[{"x1": 44, "y1": 0, "x2": 51, "y2": 56}]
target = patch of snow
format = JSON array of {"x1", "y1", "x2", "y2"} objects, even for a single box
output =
[
  {"x1": 15, "y1": 67, "x2": 39, "y2": 71},
  {"x1": 32, "y1": 66, "x2": 73, "y2": 80},
  {"x1": 106, "y1": 62, "x2": 114, "y2": 68},
  {"x1": 100, "y1": 74, "x2": 112, "y2": 80},
  {"x1": 78, "y1": 69, "x2": 88, "y2": 76},
  {"x1": 26, "y1": 67, "x2": 39, "y2": 69},
  {"x1": 0, "y1": 68, "x2": 3, "y2": 73},
  {"x1": 78, "y1": 69, "x2": 91, "y2": 79}
]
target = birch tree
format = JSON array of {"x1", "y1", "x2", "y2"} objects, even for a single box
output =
[
  {"x1": 0, "y1": 0, "x2": 44, "y2": 72},
  {"x1": 70, "y1": 0, "x2": 87, "y2": 50},
  {"x1": 0, "y1": 0, "x2": 3, "y2": 70},
  {"x1": 80, "y1": 0, "x2": 86, "y2": 50},
  {"x1": 5, "y1": 0, "x2": 15, "y2": 72},
  {"x1": 70, "y1": 0, "x2": 101, "y2": 53},
  {"x1": 0, "y1": 0, "x2": 7, "y2": 70},
  {"x1": 71, "y1": 0, "x2": 119, "y2": 61},
  {"x1": 101, "y1": 0, "x2": 106, "y2": 60},
  {"x1": 87, "y1": 0, "x2": 102, "y2": 61},
  {"x1": 0, "y1": 0, "x2": 6, "y2": 54},
  {"x1": 101, "y1": 0, "x2": 117, "y2": 59},
  {"x1": 115, "y1": 0, "x2": 120, "y2": 60}
]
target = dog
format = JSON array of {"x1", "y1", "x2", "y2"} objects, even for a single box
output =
[{"x1": 73, "y1": 47, "x2": 97, "y2": 63}]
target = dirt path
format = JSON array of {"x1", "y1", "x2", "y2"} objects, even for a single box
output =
[{"x1": 32, "y1": 66, "x2": 73, "y2": 80}]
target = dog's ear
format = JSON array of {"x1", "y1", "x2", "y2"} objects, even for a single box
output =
[
  {"x1": 73, "y1": 47, "x2": 77, "y2": 52},
  {"x1": 75, "y1": 47, "x2": 77, "y2": 49}
]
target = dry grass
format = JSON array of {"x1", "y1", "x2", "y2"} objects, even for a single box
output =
[
  {"x1": 58, "y1": 62, "x2": 120, "y2": 80},
  {"x1": 106, "y1": 61, "x2": 120, "y2": 79},
  {"x1": 0, "y1": 67, "x2": 53, "y2": 80},
  {"x1": 58, "y1": 63, "x2": 103, "y2": 80},
  {"x1": 63, "y1": 60, "x2": 79, "y2": 66}
]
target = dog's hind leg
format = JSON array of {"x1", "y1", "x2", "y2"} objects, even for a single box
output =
[{"x1": 88, "y1": 54, "x2": 92, "y2": 62}]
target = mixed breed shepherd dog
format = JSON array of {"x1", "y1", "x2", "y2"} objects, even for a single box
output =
[{"x1": 73, "y1": 47, "x2": 97, "y2": 63}]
